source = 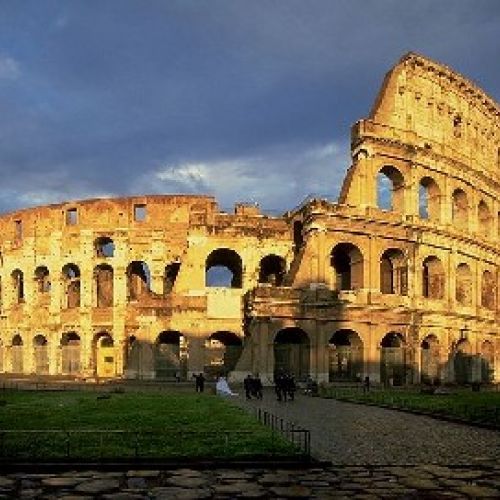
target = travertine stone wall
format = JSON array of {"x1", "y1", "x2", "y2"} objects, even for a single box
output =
[{"x1": 0, "y1": 53, "x2": 498, "y2": 385}]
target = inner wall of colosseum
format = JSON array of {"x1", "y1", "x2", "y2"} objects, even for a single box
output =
[{"x1": 0, "y1": 53, "x2": 498, "y2": 385}]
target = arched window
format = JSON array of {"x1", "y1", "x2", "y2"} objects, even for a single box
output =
[
  {"x1": 377, "y1": 165, "x2": 405, "y2": 212},
  {"x1": 456, "y1": 263, "x2": 472, "y2": 306},
  {"x1": 127, "y1": 261, "x2": 151, "y2": 301},
  {"x1": 11, "y1": 269, "x2": 24, "y2": 304},
  {"x1": 380, "y1": 248, "x2": 407, "y2": 295},
  {"x1": 331, "y1": 243, "x2": 363, "y2": 290},
  {"x1": 258, "y1": 255, "x2": 286, "y2": 286},
  {"x1": 422, "y1": 256, "x2": 444, "y2": 299},
  {"x1": 34, "y1": 266, "x2": 51, "y2": 294},
  {"x1": 62, "y1": 264, "x2": 81, "y2": 308},
  {"x1": 95, "y1": 236, "x2": 115, "y2": 258},
  {"x1": 478, "y1": 200, "x2": 491, "y2": 237},
  {"x1": 419, "y1": 177, "x2": 441, "y2": 221},
  {"x1": 452, "y1": 188, "x2": 468, "y2": 230},
  {"x1": 94, "y1": 264, "x2": 114, "y2": 307},
  {"x1": 205, "y1": 249, "x2": 242, "y2": 288},
  {"x1": 481, "y1": 270, "x2": 496, "y2": 310}
]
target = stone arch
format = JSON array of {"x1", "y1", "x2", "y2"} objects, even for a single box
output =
[
  {"x1": 94, "y1": 264, "x2": 114, "y2": 307},
  {"x1": 479, "y1": 340, "x2": 495, "y2": 383},
  {"x1": 205, "y1": 331, "x2": 243, "y2": 379},
  {"x1": 60, "y1": 331, "x2": 81, "y2": 375},
  {"x1": 456, "y1": 263, "x2": 472, "y2": 306},
  {"x1": 164, "y1": 262, "x2": 181, "y2": 294},
  {"x1": 93, "y1": 331, "x2": 115, "y2": 378},
  {"x1": 274, "y1": 327, "x2": 310, "y2": 380},
  {"x1": 11, "y1": 333, "x2": 24, "y2": 373},
  {"x1": 127, "y1": 261, "x2": 151, "y2": 301},
  {"x1": 481, "y1": 270, "x2": 496, "y2": 310},
  {"x1": 94, "y1": 236, "x2": 115, "y2": 258},
  {"x1": 380, "y1": 248, "x2": 407, "y2": 295},
  {"x1": 62, "y1": 264, "x2": 81, "y2": 309},
  {"x1": 451, "y1": 188, "x2": 468, "y2": 231},
  {"x1": 205, "y1": 248, "x2": 242, "y2": 288},
  {"x1": 453, "y1": 338, "x2": 472, "y2": 384},
  {"x1": 328, "y1": 329, "x2": 363, "y2": 382},
  {"x1": 419, "y1": 176, "x2": 441, "y2": 221},
  {"x1": 154, "y1": 330, "x2": 187, "y2": 380},
  {"x1": 258, "y1": 254, "x2": 286, "y2": 286},
  {"x1": 11, "y1": 269, "x2": 24, "y2": 304},
  {"x1": 380, "y1": 332, "x2": 406, "y2": 386},
  {"x1": 422, "y1": 256, "x2": 444, "y2": 299},
  {"x1": 377, "y1": 165, "x2": 405, "y2": 212},
  {"x1": 34, "y1": 266, "x2": 51, "y2": 294},
  {"x1": 478, "y1": 200, "x2": 492, "y2": 237},
  {"x1": 330, "y1": 243, "x2": 364, "y2": 290},
  {"x1": 33, "y1": 334, "x2": 49, "y2": 375},
  {"x1": 420, "y1": 334, "x2": 440, "y2": 384},
  {"x1": 125, "y1": 335, "x2": 154, "y2": 380}
]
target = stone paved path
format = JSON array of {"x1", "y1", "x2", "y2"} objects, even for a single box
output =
[
  {"x1": 232, "y1": 391, "x2": 500, "y2": 466},
  {"x1": 0, "y1": 465, "x2": 499, "y2": 498}
]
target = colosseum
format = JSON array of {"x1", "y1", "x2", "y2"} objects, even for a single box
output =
[{"x1": 0, "y1": 52, "x2": 498, "y2": 386}]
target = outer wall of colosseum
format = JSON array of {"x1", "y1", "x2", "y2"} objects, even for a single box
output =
[{"x1": 0, "y1": 53, "x2": 498, "y2": 386}]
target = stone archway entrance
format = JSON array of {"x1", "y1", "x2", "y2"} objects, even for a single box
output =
[
  {"x1": 94, "y1": 332, "x2": 116, "y2": 378},
  {"x1": 420, "y1": 334, "x2": 440, "y2": 384},
  {"x1": 204, "y1": 331, "x2": 243, "y2": 379},
  {"x1": 154, "y1": 331, "x2": 187, "y2": 380},
  {"x1": 11, "y1": 334, "x2": 24, "y2": 374},
  {"x1": 328, "y1": 330, "x2": 363, "y2": 382},
  {"x1": 453, "y1": 339, "x2": 472, "y2": 384},
  {"x1": 274, "y1": 328, "x2": 310, "y2": 380},
  {"x1": 61, "y1": 332, "x2": 81, "y2": 375},
  {"x1": 33, "y1": 334, "x2": 49, "y2": 375},
  {"x1": 380, "y1": 332, "x2": 406, "y2": 386}
]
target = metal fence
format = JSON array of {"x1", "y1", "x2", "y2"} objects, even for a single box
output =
[{"x1": 255, "y1": 408, "x2": 311, "y2": 458}]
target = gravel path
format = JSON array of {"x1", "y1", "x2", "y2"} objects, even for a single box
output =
[{"x1": 232, "y1": 390, "x2": 500, "y2": 466}]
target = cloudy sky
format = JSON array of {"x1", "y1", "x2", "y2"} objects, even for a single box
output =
[{"x1": 0, "y1": 1, "x2": 499, "y2": 215}]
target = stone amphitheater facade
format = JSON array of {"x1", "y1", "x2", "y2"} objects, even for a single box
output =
[{"x1": 0, "y1": 53, "x2": 498, "y2": 385}]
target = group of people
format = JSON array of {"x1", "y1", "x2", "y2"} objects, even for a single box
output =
[
  {"x1": 243, "y1": 374, "x2": 264, "y2": 400},
  {"x1": 274, "y1": 371, "x2": 296, "y2": 402}
]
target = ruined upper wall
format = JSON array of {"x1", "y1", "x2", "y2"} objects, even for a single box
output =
[{"x1": 367, "y1": 52, "x2": 500, "y2": 178}]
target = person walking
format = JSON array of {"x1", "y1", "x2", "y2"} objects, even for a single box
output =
[
  {"x1": 244, "y1": 374, "x2": 253, "y2": 400},
  {"x1": 193, "y1": 372, "x2": 205, "y2": 393}
]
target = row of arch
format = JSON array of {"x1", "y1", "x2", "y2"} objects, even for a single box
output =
[{"x1": 377, "y1": 165, "x2": 499, "y2": 238}]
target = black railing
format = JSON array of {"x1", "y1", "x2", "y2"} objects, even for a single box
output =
[{"x1": 255, "y1": 408, "x2": 311, "y2": 458}]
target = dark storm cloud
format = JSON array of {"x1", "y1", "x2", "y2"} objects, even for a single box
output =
[{"x1": 0, "y1": 0, "x2": 499, "y2": 214}]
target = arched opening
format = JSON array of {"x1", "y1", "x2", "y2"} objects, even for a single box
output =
[
  {"x1": 204, "y1": 331, "x2": 243, "y2": 379},
  {"x1": 125, "y1": 335, "x2": 154, "y2": 380},
  {"x1": 62, "y1": 264, "x2": 81, "y2": 309},
  {"x1": 205, "y1": 248, "x2": 242, "y2": 288},
  {"x1": 481, "y1": 270, "x2": 496, "y2": 310},
  {"x1": 479, "y1": 340, "x2": 494, "y2": 383},
  {"x1": 293, "y1": 221, "x2": 304, "y2": 253},
  {"x1": 34, "y1": 266, "x2": 51, "y2": 295},
  {"x1": 422, "y1": 256, "x2": 444, "y2": 299},
  {"x1": 154, "y1": 331, "x2": 187, "y2": 380},
  {"x1": 456, "y1": 263, "x2": 472, "y2": 306},
  {"x1": 377, "y1": 165, "x2": 405, "y2": 212},
  {"x1": 419, "y1": 176, "x2": 441, "y2": 221},
  {"x1": 11, "y1": 269, "x2": 24, "y2": 304},
  {"x1": 93, "y1": 332, "x2": 115, "y2": 378},
  {"x1": 452, "y1": 188, "x2": 468, "y2": 231},
  {"x1": 11, "y1": 334, "x2": 24, "y2": 373},
  {"x1": 453, "y1": 339, "x2": 472, "y2": 384},
  {"x1": 127, "y1": 261, "x2": 151, "y2": 301},
  {"x1": 33, "y1": 334, "x2": 49, "y2": 375},
  {"x1": 164, "y1": 262, "x2": 181, "y2": 294},
  {"x1": 328, "y1": 330, "x2": 363, "y2": 382},
  {"x1": 259, "y1": 255, "x2": 286, "y2": 286},
  {"x1": 331, "y1": 243, "x2": 363, "y2": 290},
  {"x1": 420, "y1": 334, "x2": 440, "y2": 384},
  {"x1": 94, "y1": 264, "x2": 114, "y2": 307},
  {"x1": 274, "y1": 328, "x2": 310, "y2": 380},
  {"x1": 380, "y1": 332, "x2": 406, "y2": 386},
  {"x1": 478, "y1": 200, "x2": 491, "y2": 237},
  {"x1": 60, "y1": 332, "x2": 81, "y2": 375},
  {"x1": 95, "y1": 236, "x2": 115, "y2": 258},
  {"x1": 380, "y1": 248, "x2": 407, "y2": 295}
]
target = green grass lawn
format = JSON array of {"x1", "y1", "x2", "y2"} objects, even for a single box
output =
[
  {"x1": 0, "y1": 390, "x2": 297, "y2": 460},
  {"x1": 319, "y1": 386, "x2": 500, "y2": 427}
]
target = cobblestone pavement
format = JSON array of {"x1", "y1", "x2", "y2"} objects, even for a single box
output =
[
  {"x1": 232, "y1": 391, "x2": 500, "y2": 466},
  {"x1": 1, "y1": 465, "x2": 499, "y2": 499}
]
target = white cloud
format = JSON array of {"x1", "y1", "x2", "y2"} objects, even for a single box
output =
[{"x1": 0, "y1": 55, "x2": 20, "y2": 81}]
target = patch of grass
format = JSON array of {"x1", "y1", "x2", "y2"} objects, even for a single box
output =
[
  {"x1": 320, "y1": 386, "x2": 500, "y2": 427},
  {"x1": 0, "y1": 390, "x2": 297, "y2": 460}
]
